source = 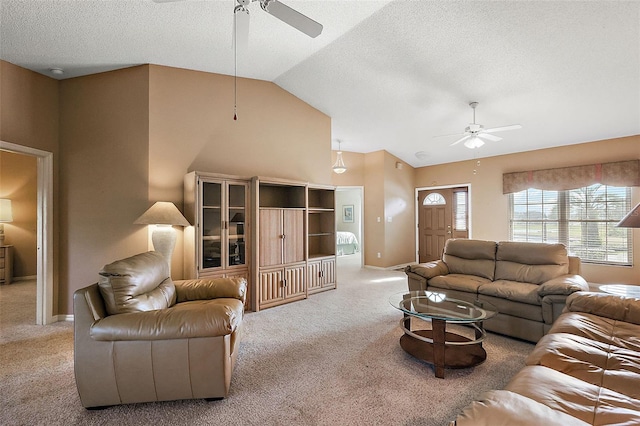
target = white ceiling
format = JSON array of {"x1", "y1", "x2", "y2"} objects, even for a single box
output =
[{"x1": 1, "y1": 0, "x2": 639, "y2": 167}]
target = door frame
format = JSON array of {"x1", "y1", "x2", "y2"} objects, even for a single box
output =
[
  {"x1": 414, "y1": 183, "x2": 472, "y2": 263},
  {"x1": 0, "y1": 140, "x2": 55, "y2": 325}
]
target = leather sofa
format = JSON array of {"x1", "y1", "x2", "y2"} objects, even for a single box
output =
[
  {"x1": 73, "y1": 251, "x2": 246, "y2": 408},
  {"x1": 453, "y1": 291, "x2": 640, "y2": 425},
  {"x1": 405, "y1": 239, "x2": 588, "y2": 342}
]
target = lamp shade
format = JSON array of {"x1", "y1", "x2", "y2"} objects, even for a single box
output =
[
  {"x1": 617, "y1": 202, "x2": 640, "y2": 228},
  {"x1": 230, "y1": 212, "x2": 245, "y2": 222},
  {"x1": 0, "y1": 199, "x2": 13, "y2": 222},
  {"x1": 134, "y1": 202, "x2": 190, "y2": 226}
]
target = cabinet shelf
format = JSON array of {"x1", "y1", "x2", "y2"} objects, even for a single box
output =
[
  {"x1": 309, "y1": 208, "x2": 334, "y2": 212},
  {"x1": 202, "y1": 236, "x2": 222, "y2": 241},
  {"x1": 309, "y1": 253, "x2": 335, "y2": 259},
  {"x1": 203, "y1": 205, "x2": 221, "y2": 209},
  {"x1": 309, "y1": 232, "x2": 333, "y2": 237}
]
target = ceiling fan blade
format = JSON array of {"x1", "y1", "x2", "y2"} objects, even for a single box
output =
[
  {"x1": 450, "y1": 135, "x2": 471, "y2": 146},
  {"x1": 484, "y1": 124, "x2": 522, "y2": 133},
  {"x1": 433, "y1": 132, "x2": 466, "y2": 139},
  {"x1": 233, "y1": 6, "x2": 250, "y2": 51},
  {"x1": 261, "y1": 0, "x2": 323, "y2": 38},
  {"x1": 477, "y1": 133, "x2": 502, "y2": 142}
]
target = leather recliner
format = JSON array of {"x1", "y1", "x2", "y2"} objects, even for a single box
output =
[{"x1": 73, "y1": 251, "x2": 246, "y2": 408}]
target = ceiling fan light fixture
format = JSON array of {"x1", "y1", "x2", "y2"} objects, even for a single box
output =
[
  {"x1": 464, "y1": 136, "x2": 485, "y2": 149},
  {"x1": 332, "y1": 140, "x2": 347, "y2": 174}
]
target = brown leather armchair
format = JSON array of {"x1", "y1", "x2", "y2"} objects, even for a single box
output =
[{"x1": 73, "y1": 251, "x2": 246, "y2": 408}]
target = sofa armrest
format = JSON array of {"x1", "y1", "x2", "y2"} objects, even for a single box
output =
[
  {"x1": 174, "y1": 277, "x2": 247, "y2": 304},
  {"x1": 564, "y1": 291, "x2": 640, "y2": 325},
  {"x1": 405, "y1": 260, "x2": 449, "y2": 280},
  {"x1": 537, "y1": 274, "x2": 588, "y2": 297}
]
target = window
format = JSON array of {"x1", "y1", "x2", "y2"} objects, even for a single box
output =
[
  {"x1": 454, "y1": 190, "x2": 468, "y2": 231},
  {"x1": 510, "y1": 184, "x2": 632, "y2": 265},
  {"x1": 423, "y1": 193, "x2": 446, "y2": 205}
]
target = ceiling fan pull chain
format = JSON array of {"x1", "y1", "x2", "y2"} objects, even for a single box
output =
[{"x1": 233, "y1": 6, "x2": 239, "y2": 121}]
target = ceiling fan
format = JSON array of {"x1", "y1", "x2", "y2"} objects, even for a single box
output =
[
  {"x1": 436, "y1": 102, "x2": 522, "y2": 149},
  {"x1": 153, "y1": 0, "x2": 323, "y2": 45}
]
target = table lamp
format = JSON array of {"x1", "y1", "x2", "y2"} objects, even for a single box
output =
[
  {"x1": 134, "y1": 201, "x2": 190, "y2": 271},
  {"x1": 0, "y1": 199, "x2": 13, "y2": 245}
]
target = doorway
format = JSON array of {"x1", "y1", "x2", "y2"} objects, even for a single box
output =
[
  {"x1": 335, "y1": 186, "x2": 363, "y2": 269},
  {"x1": 0, "y1": 141, "x2": 54, "y2": 324},
  {"x1": 417, "y1": 186, "x2": 469, "y2": 263}
]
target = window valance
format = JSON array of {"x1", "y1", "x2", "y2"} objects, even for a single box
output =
[{"x1": 503, "y1": 159, "x2": 640, "y2": 194}]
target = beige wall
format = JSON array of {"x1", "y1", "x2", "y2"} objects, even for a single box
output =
[
  {"x1": 332, "y1": 150, "x2": 415, "y2": 268},
  {"x1": 415, "y1": 135, "x2": 640, "y2": 284},
  {"x1": 148, "y1": 65, "x2": 332, "y2": 276},
  {"x1": 383, "y1": 153, "x2": 415, "y2": 267},
  {"x1": 0, "y1": 60, "x2": 60, "y2": 308},
  {"x1": 0, "y1": 151, "x2": 37, "y2": 277},
  {"x1": 59, "y1": 66, "x2": 151, "y2": 314}
]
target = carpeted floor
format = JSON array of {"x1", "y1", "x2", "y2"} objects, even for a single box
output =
[{"x1": 0, "y1": 255, "x2": 533, "y2": 425}]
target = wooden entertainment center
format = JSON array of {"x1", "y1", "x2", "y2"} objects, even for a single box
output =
[{"x1": 184, "y1": 172, "x2": 336, "y2": 312}]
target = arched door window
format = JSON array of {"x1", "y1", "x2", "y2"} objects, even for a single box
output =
[{"x1": 423, "y1": 193, "x2": 446, "y2": 205}]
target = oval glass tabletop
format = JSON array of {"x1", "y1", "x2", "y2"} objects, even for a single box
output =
[{"x1": 389, "y1": 291, "x2": 497, "y2": 323}]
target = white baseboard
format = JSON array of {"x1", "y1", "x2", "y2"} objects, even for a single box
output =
[
  {"x1": 13, "y1": 275, "x2": 37, "y2": 282},
  {"x1": 365, "y1": 263, "x2": 411, "y2": 271},
  {"x1": 55, "y1": 314, "x2": 74, "y2": 322}
]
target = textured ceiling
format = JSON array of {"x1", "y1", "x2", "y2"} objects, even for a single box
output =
[{"x1": 1, "y1": 0, "x2": 639, "y2": 167}]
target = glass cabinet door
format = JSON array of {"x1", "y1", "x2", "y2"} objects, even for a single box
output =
[
  {"x1": 228, "y1": 184, "x2": 246, "y2": 267},
  {"x1": 202, "y1": 182, "x2": 222, "y2": 269}
]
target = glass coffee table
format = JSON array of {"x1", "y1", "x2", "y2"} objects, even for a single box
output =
[
  {"x1": 389, "y1": 291, "x2": 497, "y2": 378},
  {"x1": 599, "y1": 284, "x2": 640, "y2": 298}
]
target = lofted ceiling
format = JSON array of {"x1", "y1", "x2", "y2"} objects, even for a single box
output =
[{"x1": 1, "y1": 0, "x2": 639, "y2": 167}]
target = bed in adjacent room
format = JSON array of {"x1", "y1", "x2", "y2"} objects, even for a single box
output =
[{"x1": 337, "y1": 231, "x2": 360, "y2": 256}]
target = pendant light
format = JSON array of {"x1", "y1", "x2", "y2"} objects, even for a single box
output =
[{"x1": 332, "y1": 140, "x2": 347, "y2": 174}]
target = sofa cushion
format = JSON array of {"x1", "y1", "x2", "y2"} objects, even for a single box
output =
[
  {"x1": 506, "y1": 365, "x2": 640, "y2": 425},
  {"x1": 478, "y1": 280, "x2": 540, "y2": 305},
  {"x1": 478, "y1": 294, "x2": 543, "y2": 322},
  {"x1": 526, "y1": 332, "x2": 640, "y2": 399},
  {"x1": 98, "y1": 251, "x2": 176, "y2": 315},
  {"x1": 495, "y1": 241, "x2": 569, "y2": 284},
  {"x1": 453, "y1": 389, "x2": 589, "y2": 426},
  {"x1": 442, "y1": 239, "x2": 497, "y2": 280},
  {"x1": 90, "y1": 298, "x2": 244, "y2": 341},
  {"x1": 429, "y1": 274, "x2": 491, "y2": 293}
]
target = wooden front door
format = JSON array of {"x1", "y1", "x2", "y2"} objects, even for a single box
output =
[{"x1": 417, "y1": 188, "x2": 469, "y2": 263}]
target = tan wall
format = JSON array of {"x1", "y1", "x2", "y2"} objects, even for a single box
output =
[
  {"x1": 363, "y1": 151, "x2": 386, "y2": 267},
  {"x1": 332, "y1": 150, "x2": 415, "y2": 268},
  {"x1": 0, "y1": 60, "x2": 60, "y2": 309},
  {"x1": 0, "y1": 151, "x2": 37, "y2": 277},
  {"x1": 59, "y1": 66, "x2": 151, "y2": 314},
  {"x1": 148, "y1": 65, "x2": 332, "y2": 276},
  {"x1": 383, "y1": 153, "x2": 415, "y2": 267},
  {"x1": 415, "y1": 135, "x2": 640, "y2": 284}
]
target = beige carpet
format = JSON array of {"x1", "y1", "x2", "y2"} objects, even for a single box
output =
[{"x1": 0, "y1": 256, "x2": 533, "y2": 425}]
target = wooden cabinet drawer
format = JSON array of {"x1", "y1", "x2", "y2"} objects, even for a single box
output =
[{"x1": 0, "y1": 258, "x2": 4, "y2": 268}]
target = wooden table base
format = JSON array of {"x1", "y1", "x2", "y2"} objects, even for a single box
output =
[{"x1": 399, "y1": 318, "x2": 487, "y2": 378}]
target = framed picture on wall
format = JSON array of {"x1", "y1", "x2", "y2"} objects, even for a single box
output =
[{"x1": 343, "y1": 205, "x2": 354, "y2": 223}]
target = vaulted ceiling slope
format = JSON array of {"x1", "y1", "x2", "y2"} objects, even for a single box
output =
[{"x1": 1, "y1": 1, "x2": 639, "y2": 167}]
